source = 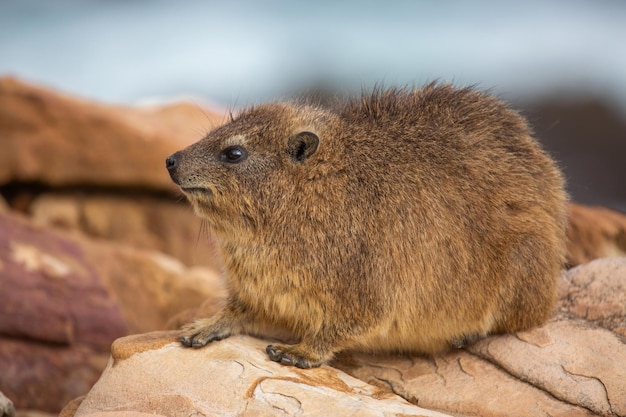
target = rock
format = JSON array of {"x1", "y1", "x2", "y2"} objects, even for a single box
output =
[
  {"x1": 164, "y1": 292, "x2": 226, "y2": 331},
  {"x1": 0, "y1": 209, "x2": 224, "y2": 413},
  {"x1": 469, "y1": 319, "x2": 626, "y2": 416},
  {"x1": 333, "y1": 258, "x2": 626, "y2": 417},
  {"x1": 0, "y1": 76, "x2": 223, "y2": 191},
  {"x1": 0, "y1": 77, "x2": 225, "y2": 270},
  {"x1": 0, "y1": 339, "x2": 110, "y2": 413},
  {"x1": 567, "y1": 204, "x2": 626, "y2": 266},
  {"x1": 13, "y1": 411, "x2": 56, "y2": 417},
  {"x1": 29, "y1": 193, "x2": 221, "y2": 269},
  {"x1": 0, "y1": 391, "x2": 15, "y2": 417},
  {"x1": 0, "y1": 211, "x2": 129, "y2": 350},
  {"x1": 335, "y1": 346, "x2": 599, "y2": 417},
  {"x1": 95, "y1": 247, "x2": 225, "y2": 334},
  {"x1": 559, "y1": 257, "x2": 626, "y2": 336},
  {"x1": 59, "y1": 397, "x2": 87, "y2": 417},
  {"x1": 66, "y1": 332, "x2": 452, "y2": 417}
]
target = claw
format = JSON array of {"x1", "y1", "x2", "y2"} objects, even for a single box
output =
[
  {"x1": 266, "y1": 345, "x2": 282, "y2": 361},
  {"x1": 191, "y1": 339, "x2": 207, "y2": 348},
  {"x1": 180, "y1": 336, "x2": 193, "y2": 347},
  {"x1": 266, "y1": 344, "x2": 315, "y2": 368}
]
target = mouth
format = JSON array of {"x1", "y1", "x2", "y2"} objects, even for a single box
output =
[{"x1": 181, "y1": 187, "x2": 213, "y2": 196}]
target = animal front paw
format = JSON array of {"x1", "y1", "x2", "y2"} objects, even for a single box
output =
[
  {"x1": 266, "y1": 344, "x2": 329, "y2": 368},
  {"x1": 180, "y1": 318, "x2": 233, "y2": 348}
]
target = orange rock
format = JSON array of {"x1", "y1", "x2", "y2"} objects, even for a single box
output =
[
  {"x1": 469, "y1": 318, "x2": 626, "y2": 416},
  {"x1": 0, "y1": 76, "x2": 224, "y2": 190},
  {"x1": 559, "y1": 257, "x2": 626, "y2": 336},
  {"x1": 336, "y1": 348, "x2": 597, "y2": 417},
  {"x1": 65, "y1": 334, "x2": 451, "y2": 417},
  {"x1": 567, "y1": 204, "x2": 626, "y2": 266},
  {"x1": 0, "y1": 77, "x2": 225, "y2": 269},
  {"x1": 30, "y1": 193, "x2": 221, "y2": 269}
]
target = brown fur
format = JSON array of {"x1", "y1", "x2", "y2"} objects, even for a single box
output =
[{"x1": 166, "y1": 84, "x2": 568, "y2": 368}]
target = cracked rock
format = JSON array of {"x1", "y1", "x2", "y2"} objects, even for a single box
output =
[
  {"x1": 468, "y1": 318, "x2": 626, "y2": 416},
  {"x1": 62, "y1": 332, "x2": 452, "y2": 417}
]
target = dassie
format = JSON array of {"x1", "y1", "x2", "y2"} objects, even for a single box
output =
[{"x1": 166, "y1": 83, "x2": 568, "y2": 368}]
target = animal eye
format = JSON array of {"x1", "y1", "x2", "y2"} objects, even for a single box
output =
[{"x1": 219, "y1": 146, "x2": 248, "y2": 163}]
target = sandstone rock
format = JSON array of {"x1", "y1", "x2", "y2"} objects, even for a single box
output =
[
  {"x1": 29, "y1": 193, "x2": 221, "y2": 269},
  {"x1": 567, "y1": 204, "x2": 626, "y2": 266},
  {"x1": 0, "y1": 76, "x2": 223, "y2": 191},
  {"x1": 335, "y1": 346, "x2": 598, "y2": 417},
  {"x1": 0, "y1": 210, "x2": 224, "y2": 413},
  {"x1": 469, "y1": 318, "x2": 626, "y2": 416},
  {"x1": 67, "y1": 332, "x2": 452, "y2": 417},
  {"x1": 558, "y1": 257, "x2": 626, "y2": 335}
]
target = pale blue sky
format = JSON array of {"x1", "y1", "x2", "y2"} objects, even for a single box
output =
[{"x1": 1, "y1": 0, "x2": 625, "y2": 111}]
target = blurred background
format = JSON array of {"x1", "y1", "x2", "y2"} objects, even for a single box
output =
[{"x1": 1, "y1": 0, "x2": 625, "y2": 210}]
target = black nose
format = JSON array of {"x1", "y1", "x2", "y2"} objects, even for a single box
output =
[
  {"x1": 166, "y1": 152, "x2": 181, "y2": 183},
  {"x1": 166, "y1": 153, "x2": 179, "y2": 172}
]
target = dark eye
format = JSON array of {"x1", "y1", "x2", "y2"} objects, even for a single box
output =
[{"x1": 219, "y1": 146, "x2": 248, "y2": 163}]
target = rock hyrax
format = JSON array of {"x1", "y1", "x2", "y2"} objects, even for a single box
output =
[{"x1": 166, "y1": 84, "x2": 567, "y2": 368}]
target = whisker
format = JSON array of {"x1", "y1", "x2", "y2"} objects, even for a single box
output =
[{"x1": 195, "y1": 219, "x2": 213, "y2": 262}]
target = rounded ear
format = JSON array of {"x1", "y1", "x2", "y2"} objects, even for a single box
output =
[{"x1": 287, "y1": 131, "x2": 319, "y2": 163}]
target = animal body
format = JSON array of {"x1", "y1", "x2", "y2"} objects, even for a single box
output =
[{"x1": 166, "y1": 84, "x2": 568, "y2": 368}]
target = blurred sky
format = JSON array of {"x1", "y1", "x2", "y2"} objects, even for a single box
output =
[{"x1": 1, "y1": 0, "x2": 626, "y2": 110}]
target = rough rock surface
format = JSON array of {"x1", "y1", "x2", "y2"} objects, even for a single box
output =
[
  {"x1": 567, "y1": 204, "x2": 626, "y2": 266},
  {"x1": 559, "y1": 257, "x2": 626, "y2": 336},
  {"x1": 0, "y1": 209, "x2": 223, "y2": 412},
  {"x1": 469, "y1": 319, "x2": 626, "y2": 416},
  {"x1": 66, "y1": 332, "x2": 452, "y2": 417}
]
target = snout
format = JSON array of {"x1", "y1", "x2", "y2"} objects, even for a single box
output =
[{"x1": 165, "y1": 151, "x2": 182, "y2": 184}]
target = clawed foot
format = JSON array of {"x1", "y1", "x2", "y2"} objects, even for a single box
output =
[
  {"x1": 180, "y1": 318, "x2": 233, "y2": 348},
  {"x1": 266, "y1": 344, "x2": 328, "y2": 368},
  {"x1": 450, "y1": 332, "x2": 484, "y2": 349}
]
